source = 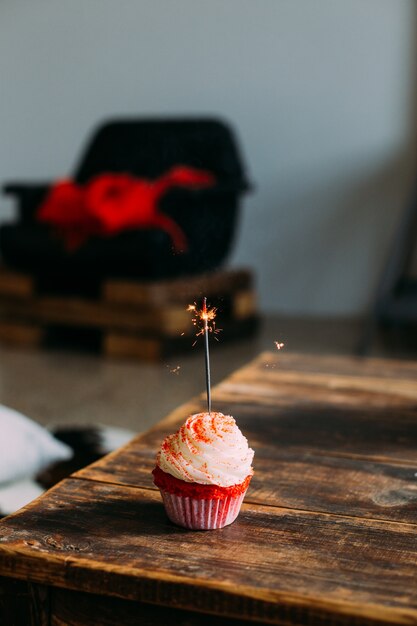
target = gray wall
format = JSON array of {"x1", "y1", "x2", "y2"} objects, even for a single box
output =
[{"x1": 0, "y1": 0, "x2": 415, "y2": 314}]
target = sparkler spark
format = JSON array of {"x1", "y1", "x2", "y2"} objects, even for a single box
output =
[
  {"x1": 166, "y1": 364, "x2": 181, "y2": 375},
  {"x1": 187, "y1": 300, "x2": 221, "y2": 345},
  {"x1": 264, "y1": 341, "x2": 285, "y2": 369}
]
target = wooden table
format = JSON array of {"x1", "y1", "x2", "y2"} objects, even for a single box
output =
[{"x1": 0, "y1": 352, "x2": 417, "y2": 625}]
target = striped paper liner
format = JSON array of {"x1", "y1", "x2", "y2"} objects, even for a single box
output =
[{"x1": 159, "y1": 489, "x2": 247, "y2": 530}]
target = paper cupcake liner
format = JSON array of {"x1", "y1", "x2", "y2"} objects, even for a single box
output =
[{"x1": 159, "y1": 489, "x2": 247, "y2": 530}]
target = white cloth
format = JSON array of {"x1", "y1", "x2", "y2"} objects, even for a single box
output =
[{"x1": 0, "y1": 404, "x2": 72, "y2": 484}]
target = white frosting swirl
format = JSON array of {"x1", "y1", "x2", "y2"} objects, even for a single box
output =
[{"x1": 156, "y1": 412, "x2": 254, "y2": 487}]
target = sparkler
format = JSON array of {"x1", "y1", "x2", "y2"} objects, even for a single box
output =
[
  {"x1": 203, "y1": 298, "x2": 211, "y2": 413},
  {"x1": 187, "y1": 298, "x2": 220, "y2": 414}
]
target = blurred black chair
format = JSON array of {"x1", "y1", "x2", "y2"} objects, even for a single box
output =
[
  {"x1": 1, "y1": 118, "x2": 251, "y2": 286},
  {"x1": 359, "y1": 186, "x2": 417, "y2": 353}
]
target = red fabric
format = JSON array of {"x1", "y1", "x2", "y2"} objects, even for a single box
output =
[{"x1": 36, "y1": 166, "x2": 216, "y2": 251}]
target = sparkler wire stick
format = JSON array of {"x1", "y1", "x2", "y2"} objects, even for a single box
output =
[{"x1": 203, "y1": 297, "x2": 212, "y2": 414}]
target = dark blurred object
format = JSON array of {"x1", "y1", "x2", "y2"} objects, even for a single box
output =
[
  {"x1": 359, "y1": 187, "x2": 417, "y2": 354},
  {"x1": 1, "y1": 118, "x2": 251, "y2": 284}
]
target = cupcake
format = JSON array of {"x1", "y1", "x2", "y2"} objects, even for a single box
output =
[{"x1": 152, "y1": 411, "x2": 254, "y2": 530}]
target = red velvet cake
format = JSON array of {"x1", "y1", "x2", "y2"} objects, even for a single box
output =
[{"x1": 153, "y1": 411, "x2": 254, "y2": 530}]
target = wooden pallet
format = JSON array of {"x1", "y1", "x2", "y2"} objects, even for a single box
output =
[{"x1": 0, "y1": 267, "x2": 259, "y2": 360}]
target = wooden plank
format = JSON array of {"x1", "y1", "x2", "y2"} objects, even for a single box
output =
[
  {"x1": 51, "y1": 587, "x2": 266, "y2": 626},
  {"x1": 0, "y1": 576, "x2": 49, "y2": 626},
  {"x1": 104, "y1": 316, "x2": 259, "y2": 360},
  {"x1": 0, "y1": 268, "x2": 34, "y2": 299},
  {"x1": 28, "y1": 583, "x2": 49, "y2": 626},
  {"x1": 0, "y1": 576, "x2": 32, "y2": 626},
  {"x1": 0, "y1": 292, "x2": 258, "y2": 340},
  {"x1": 0, "y1": 267, "x2": 258, "y2": 356},
  {"x1": 75, "y1": 438, "x2": 417, "y2": 525},
  {"x1": 76, "y1": 394, "x2": 417, "y2": 525},
  {"x1": 213, "y1": 400, "x2": 417, "y2": 462},
  {"x1": 0, "y1": 267, "x2": 254, "y2": 309},
  {"x1": 251, "y1": 351, "x2": 417, "y2": 381},
  {"x1": 219, "y1": 366, "x2": 417, "y2": 403},
  {"x1": 0, "y1": 479, "x2": 416, "y2": 626},
  {"x1": 0, "y1": 321, "x2": 43, "y2": 347},
  {"x1": 74, "y1": 350, "x2": 417, "y2": 524},
  {"x1": 3, "y1": 351, "x2": 417, "y2": 625},
  {"x1": 204, "y1": 352, "x2": 417, "y2": 413},
  {"x1": 103, "y1": 268, "x2": 253, "y2": 306},
  {"x1": 77, "y1": 349, "x2": 417, "y2": 468},
  {"x1": 104, "y1": 334, "x2": 163, "y2": 360},
  {"x1": 0, "y1": 297, "x2": 192, "y2": 336}
]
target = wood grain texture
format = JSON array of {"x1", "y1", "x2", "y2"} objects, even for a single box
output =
[
  {"x1": 2, "y1": 351, "x2": 417, "y2": 625},
  {"x1": 0, "y1": 267, "x2": 259, "y2": 361},
  {"x1": 103, "y1": 315, "x2": 259, "y2": 360},
  {"x1": 103, "y1": 268, "x2": 253, "y2": 306},
  {"x1": 0, "y1": 479, "x2": 416, "y2": 626},
  {"x1": 0, "y1": 576, "x2": 49, "y2": 626},
  {"x1": 76, "y1": 440, "x2": 417, "y2": 524},
  {"x1": 249, "y1": 352, "x2": 417, "y2": 380},
  {"x1": 0, "y1": 268, "x2": 256, "y2": 337},
  {"x1": 79, "y1": 393, "x2": 417, "y2": 468},
  {"x1": 50, "y1": 587, "x2": 267, "y2": 626},
  {"x1": 0, "y1": 266, "x2": 253, "y2": 307},
  {"x1": 0, "y1": 321, "x2": 43, "y2": 347},
  {"x1": 0, "y1": 268, "x2": 34, "y2": 299},
  {"x1": 0, "y1": 577, "x2": 33, "y2": 626},
  {"x1": 0, "y1": 296, "x2": 193, "y2": 335},
  {"x1": 76, "y1": 352, "x2": 417, "y2": 524}
]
